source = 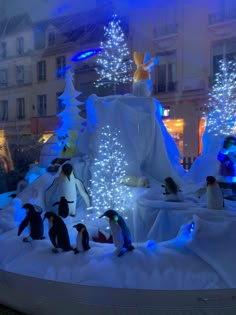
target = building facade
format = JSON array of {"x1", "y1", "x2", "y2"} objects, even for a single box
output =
[{"x1": 130, "y1": 0, "x2": 236, "y2": 158}]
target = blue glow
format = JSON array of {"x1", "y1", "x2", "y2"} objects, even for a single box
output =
[
  {"x1": 146, "y1": 240, "x2": 157, "y2": 251},
  {"x1": 56, "y1": 65, "x2": 72, "y2": 76},
  {"x1": 188, "y1": 222, "x2": 195, "y2": 233},
  {"x1": 71, "y1": 48, "x2": 102, "y2": 62}
]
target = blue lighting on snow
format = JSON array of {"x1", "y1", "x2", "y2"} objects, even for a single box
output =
[
  {"x1": 71, "y1": 48, "x2": 102, "y2": 62},
  {"x1": 188, "y1": 222, "x2": 195, "y2": 233},
  {"x1": 146, "y1": 240, "x2": 157, "y2": 251}
]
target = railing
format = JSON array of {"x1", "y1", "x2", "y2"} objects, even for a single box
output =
[
  {"x1": 153, "y1": 24, "x2": 178, "y2": 38},
  {"x1": 31, "y1": 116, "x2": 60, "y2": 134},
  {"x1": 153, "y1": 81, "x2": 178, "y2": 94},
  {"x1": 181, "y1": 156, "x2": 197, "y2": 170},
  {"x1": 209, "y1": 10, "x2": 236, "y2": 25}
]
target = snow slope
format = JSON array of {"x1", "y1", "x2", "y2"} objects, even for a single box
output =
[{"x1": 0, "y1": 173, "x2": 236, "y2": 291}]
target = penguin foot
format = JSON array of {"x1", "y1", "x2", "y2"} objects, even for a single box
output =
[
  {"x1": 127, "y1": 245, "x2": 135, "y2": 251},
  {"x1": 23, "y1": 237, "x2": 32, "y2": 243},
  {"x1": 73, "y1": 248, "x2": 79, "y2": 254},
  {"x1": 52, "y1": 248, "x2": 59, "y2": 253},
  {"x1": 117, "y1": 248, "x2": 126, "y2": 257}
]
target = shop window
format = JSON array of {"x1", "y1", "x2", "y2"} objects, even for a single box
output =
[
  {"x1": 163, "y1": 118, "x2": 184, "y2": 155},
  {"x1": 198, "y1": 116, "x2": 207, "y2": 155}
]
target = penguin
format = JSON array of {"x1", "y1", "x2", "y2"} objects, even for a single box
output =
[
  {"x1": 52, "y1": 196, "x2": 74, "y2": 218},
  {"x1": 73, "y1": 223, "x2": 90, "y2": 254},
  {"x1": 206, "y1": 176, "x2": 224, "y2": 210},
  {"x1": 45, "y1": 162, "x2": 90, "y2": 216},
  {"x1": 44, "y1": 212, "x2": 72, "y2": 252},
  {"x1": 99, "y1": 209, "x2": 135, "y2": 257},
  {"x1": 17, "y1": 203, "x2": 44, "y2": 242},
  {"x1": 162, "y1": 177, "x2": 183, "y2": 202}
]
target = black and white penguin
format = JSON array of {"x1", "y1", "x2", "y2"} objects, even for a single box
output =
[
  {"x1": 45, "y1": 162, "x2": 90, "y2": 216},
  {"x1": 17, "y1": 203, "x2": 44, "y2": 242},
  {"x1": 162, "y1": 177, "x2": 183, "y2": 202},
  {"x1": 73, "y1": 223, "x2": 90, "y2": 254},
  {"x1": 99, "y1": 209, "x2": 135, "y2": 257},
  {"x1": 206, "y1": 176, "x2": 224, "y2": 210},
  {"x1": 52, "y1": 196, "x2": 74, "y2": 218},
  {"x1": 44, "y1": 212, "x2": 72, "y2": 252}
]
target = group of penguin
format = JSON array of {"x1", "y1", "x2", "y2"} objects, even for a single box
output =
[
  {"x1": 162, "y1": 176, "x2": 225, "y2": 209},
  {"x1": 17, "y1": 204, "x2": 135, "y2": 257}
]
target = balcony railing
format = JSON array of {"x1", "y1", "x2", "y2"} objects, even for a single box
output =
[
  {"x1": 31, "y1": 116, "x2": 60, "y2": 134},
  {"x1": 153, "y1": 24, "x2": 178, "y2": 38},
  {"x1": 153, "y1": 81, "x2": 178, "y2": 94},
  {"x1": 209, "y1": 10, "x2": 236, "y2": 25}
]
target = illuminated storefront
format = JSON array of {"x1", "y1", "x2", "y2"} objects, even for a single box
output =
[{"x1": 163, "y1": 119, "x2": 184, "y2": 156}]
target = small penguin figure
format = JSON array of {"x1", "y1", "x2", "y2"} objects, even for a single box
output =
[
  {"x1": 206, "y1": 176, "x2": 224, "y2": 210},
  {"x1": 17, "y1": 203, "x2": 44, "y2": 242},
  {"x1": 44, "y1": 212, "x2": 72, "y2": 252},
  {"x1": 73, "y1": 223, "x2": 90, "y2": 254},
  {"x1": 99, "y1": 209, "x2": 135, "y2": 257},
  {"x1": 52, "y1": 196, "x2": 74, "y2": 218},
  {"x1": 162, "y1": 177, "x2": 183, "y2": 202}
]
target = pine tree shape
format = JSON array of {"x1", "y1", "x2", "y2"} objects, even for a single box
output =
[
  {"x1": 55, "y1": 70, "x2": 83, "y2": 157},
  {"x1": 95, "y1": 14, "x2": 133, "y2": 93},
  {"x1": 89, "y1": 126, "x2": 133, "y2": 217},
  {"x1": 206, "y1": 60, "x2": 236, "y2": 136}
]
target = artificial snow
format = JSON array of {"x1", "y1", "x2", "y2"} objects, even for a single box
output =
[
  {"x1": 0, "y1": 95, "x2": 235, "y2": 292},
  {"x1": 0, "y1": 174, "x2": 236, "y2": 290}
]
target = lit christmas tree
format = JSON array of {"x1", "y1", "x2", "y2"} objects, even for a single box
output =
[
  {"x1": 89, "y1": 125, "x2": 133, "y2": 219},
  {"x1": 95, "y1": 14, "x2": 133, "y2": 93},
  {"x1": 55, "y1": 70, "x2": 84, "y2": 157},
  {"x1": 206, "y1": 60, "x2": 236, "y2": 136}
]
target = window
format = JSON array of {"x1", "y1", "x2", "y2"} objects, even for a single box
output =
[
  {"x1": 163, "y1": 119, "x2": 184, "y2": 156},
  {"x1": 212, "y1": 40, "x2": 236, "y2": 78},
  {"x1": 37, "y1": 95, "x2": 47, "y2": 116},
  {"x1": 56, "y1": 56, "x2": 66, "y2": 77},
  {"x1": 16, "y1": 66, "x2": 24, "y2": 84},
  {"x1": 153, "y1": 0, "x2": 177, "y2": 37},
  {"x1": 48, "y1": 32, "x2": 55, "y2": 46},
  {"x1": 209, "y1": 0, "x2": 236, "y2": 24},
  {"x1": 17, "y1": 98, "x2": 25, "y2": 120},
  {"x1": 154, "y1": 51, "x2": 177, "y2": 93},
  {"x1": 0, "y1": 42, "x2": 7, "y2": 59},
  {"x1": 37, "y1": 61, "x2": 46, "y2": 81},
  {"x1": 0, "y1": 69, "x2": 8, "y2": 86},
  {"x1": 34, "y1": 28, "x2": 45, "y2": 50},
  {"x1": 16, "y1": 37, "x2": 24, "y2": 55},
  {"x1": 56, "y1": 92, "x2": 65, "y2": 113},
  {"x1": 0, "y1": 100, "x2": 8, "y2": 121}
]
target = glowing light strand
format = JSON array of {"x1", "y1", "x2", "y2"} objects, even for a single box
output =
[
  {"x1": 205, "y1": 60, "x2": 236, "y2": 136},
  {"x1": 89, "y1": 125, "x2": 133, "y2": 219},
  {"x1": 95, "y1": 14, "x2": 133, "y2": 93}
]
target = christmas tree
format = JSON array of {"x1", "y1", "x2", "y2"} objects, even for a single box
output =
[
  {"x1": 206, "y1": 60, "x2": 236, "y2": 136},
  {"x1": 89, "y1": 125, "x2": 133, "y2": 219},
  {"x1": 55, "y1": 70, "x2": 84, "y2": 157},
  {"x1": 95, "y1": 14, "x2": 133, "y2": 93}
]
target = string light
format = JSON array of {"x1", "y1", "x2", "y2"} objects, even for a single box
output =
[
  {"x1": 89, "y1": 125, "x2": 133, "y2": 217},
  {"x1": 95, "y1": 14, "x2": 133, "y2": 93},
  {"x1": 206, "y1": 60, "x2": 236, "y2": 136}
]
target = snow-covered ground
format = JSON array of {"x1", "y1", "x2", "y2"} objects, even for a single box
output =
[
  {"x1": 0, "y1": 173, "x2": 236, "y2": 291},
  {"x1": 0, "y1": 94, "x2": 235, "y2": 302}
]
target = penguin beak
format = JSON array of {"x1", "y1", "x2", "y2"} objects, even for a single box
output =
[{"x1": 99, "y1": 214, "x2": 105, "y2": 219}]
